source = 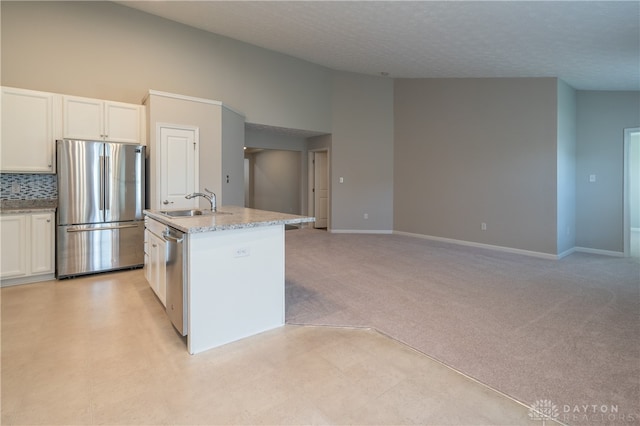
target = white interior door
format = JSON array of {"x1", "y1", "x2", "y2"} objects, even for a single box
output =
[
  {"x1": 313, "y1": 151, "x2": 328, "y2": 228},
  {"x1": 159, "y1": 126, "x2": 199, "y2": 209},
  {"x1": 624, "y1": 128, "x2": 640, "y2": 258}
]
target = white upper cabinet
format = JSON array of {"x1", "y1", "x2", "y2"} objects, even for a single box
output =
[
  {"x1": 63, "y1": 95, "x2": 144, "y2": 144},
  {"x1": 1, "y1": 86, "x2": 61, "y2": 173},
  {"x1": 62, "y1": 96, "x2": 102, "y2": 141},
  {"x1": 105, "y1": 101, "x2": 144, "y2": 143}
]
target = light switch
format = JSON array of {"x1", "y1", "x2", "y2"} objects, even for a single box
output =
[
  {"x1": 339, "y1": 177, "x2": 344, "y2": 184},
  {"x1": 589, "y1": 174, "x2": 596, "y2": 182}
]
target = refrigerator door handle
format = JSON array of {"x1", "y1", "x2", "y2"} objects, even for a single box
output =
[
  {"x1": 99, "y1": 155, "x2": 105, "y2": 212},
  {"x1": 66, "y1": 224, "x2": 139, "y2": 233},
  {"x1": 104, "y1": 156, "x2": 110, "y2": 211}
]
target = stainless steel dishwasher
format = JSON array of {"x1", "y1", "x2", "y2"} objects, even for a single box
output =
[{"x1": 163, "y1": 226, "x2": 187, "y2": 336}]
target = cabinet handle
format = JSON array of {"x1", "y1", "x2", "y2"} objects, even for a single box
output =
[
  {"x1": 46, "y1": 219, "x2": 51, "y2": 223},
  {"x1": 163, "y1": 200, "x2": 173, "y2": 205},
  {"x1": 152, "y1": 244, "x2": 157, "y2": 248}
]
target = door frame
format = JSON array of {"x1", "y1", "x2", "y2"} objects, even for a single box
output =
[
  {"x1": 307, "y1": 148, "x2": 331, "y2": 230},
  {"x1": 623, "y1": 127, "x2": 640, "y2": 257}
]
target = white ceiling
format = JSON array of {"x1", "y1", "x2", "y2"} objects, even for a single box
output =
[{"x1": 118, "y1": 1, "x2": 639, "y2": 91}]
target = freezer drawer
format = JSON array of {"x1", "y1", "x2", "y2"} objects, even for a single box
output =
[{"x1": 56, "y1": 221, "x2": 144, "y2": 278}]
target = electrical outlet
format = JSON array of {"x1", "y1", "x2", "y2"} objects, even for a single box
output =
[
  {"x1": 10, "y1": 183, "x2": 21, "y2": 194},
  {"x1": 363, "y1": 213, "x2": 368, "y2": 219},
  {"x1": 234, "y1": 247, "x2": 250, "y2": 258},
  {"x1": 481, "y1": 222, "x2": 487, "y2": 231}
]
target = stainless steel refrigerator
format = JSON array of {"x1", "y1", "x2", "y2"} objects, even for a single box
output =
[{"x1": 56, "y1": 139, "x2": 145, "y2": 278}]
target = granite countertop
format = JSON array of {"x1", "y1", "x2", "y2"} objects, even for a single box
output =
[
  {"x1": 144, "y1": 205, "x2": 315, "y2": 234},
  {"x1": 0, "y1": 199, "x2": 57, "y2": 213}
]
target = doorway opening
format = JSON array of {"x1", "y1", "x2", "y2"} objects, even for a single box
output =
[
  {"x1": 244, "y1": 148, "x2": 302, "y2": 215},
  {"x1": 308, "y1": 149, "x2": 330, "y2": 230},
  {"x1": 624, "y1": 127, "x2": 640, "y2": 258}
]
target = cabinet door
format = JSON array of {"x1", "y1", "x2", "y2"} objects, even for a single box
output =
[
  {"x1": 30, "y1": 213, "x2": 54, "y2": 275},
  {"x1": 63, "y1": 95, "x2": 104, "y2": 140},
  {"x1": 1, "y1": 87, "x2": 57, "y2": 173},
  {"x1": 104, "y1": 101, "x2": 142, "y2": 143},
  {"x1": 144, "y1": 229, "x2": 150, "y2": 282},
  {"x1": 145, "y1": 230, "x2": 158, "y2": 293},
  {"x1": 155, "y1": 234, "x2": 166, "y2": 306},
  {"x1": 159, "y1": 126, "x2": 199, "y2": 209},
  {"x1": 0, "y1": 215, "x2": 28, "y2": 278},
  {"x1": 147, "y1": 231, "x2": 166, "y2": 306}
]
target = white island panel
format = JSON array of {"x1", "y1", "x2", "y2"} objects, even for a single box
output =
[{"x1": 187, "y1": 224, "x2": 284, "y2": 354}]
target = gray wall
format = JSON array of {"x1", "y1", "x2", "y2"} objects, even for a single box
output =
[
  {"x1": 576, "y1": 91, "x2": 640, "y2": 252},
  {"x1": 5, "y1": 1, "x2": 638, "y2": 250},
  {"x1": 245, "y1": 128, "x2": 309, "y2": 152},
  {"x1": 244, "y1": 128, "x2": 309, "y2": 214},
  {"x1": 1, "y1": 1, "x2": 393, "y2": 231},
  {"x1": 556, "y1": 80, "x2": 577, "y2": 254},
  {"x1": 220, "y1": 107, "x2": 246, "y2": 206},
  {"x1": 331, "y1": 71, "x2": 394, "y2": 231},
  {"x1": 145, "y1": 92, "x2": 245, "y2": 209},
  {"x1": 246, "y1": 150, "x2": 302, "y2": 215},
  {"x1": 1, "y1": 1, "x2": 331, "y2": 133},
  {"x1": 394, "y1": 78, "x2": 559, "y2": 254}
]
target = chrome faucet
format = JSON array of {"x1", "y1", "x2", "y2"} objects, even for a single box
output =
[{"x1": 185, "y1": 188, "x2": 217, "y2": 212}]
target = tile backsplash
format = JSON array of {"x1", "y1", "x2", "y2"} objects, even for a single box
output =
[{"x1": 0, "y1": 173, "x2": 57, "y2": 200}]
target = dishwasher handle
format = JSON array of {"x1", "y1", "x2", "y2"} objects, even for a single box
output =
[{"x1": 162, "y1": 229, "x2": 184, "y2": 243}]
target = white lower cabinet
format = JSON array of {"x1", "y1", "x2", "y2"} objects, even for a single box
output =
[
  {"x1": 0, "y1": 211, "x2": 54, "y2": 284},
  {"x1": 30, "y1": 213, "x2": 54, "y2": 274},
  {"x1": 144, "y1": 223, "x2": 166, "y2": 306},
  {"x1": 0, "y1": 215, "x2": 28, "y2": 278}
]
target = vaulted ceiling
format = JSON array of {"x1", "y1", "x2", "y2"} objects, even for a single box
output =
[{"x1": 118, "y1": 1, "x2": 639, "y2": 91}]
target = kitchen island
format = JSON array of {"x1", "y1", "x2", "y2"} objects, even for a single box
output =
[{"x1": 144, "y1": 206, "x2": 314, "y2": 354}]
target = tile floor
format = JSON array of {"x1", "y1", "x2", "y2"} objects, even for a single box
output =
[{"x1": 2, "y1": 269, "x2": 558, "y2": 425}]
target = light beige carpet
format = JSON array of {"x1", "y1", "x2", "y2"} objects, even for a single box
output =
[{"x1": 285, "y1": 229, "x2": 640, "y2": 425}]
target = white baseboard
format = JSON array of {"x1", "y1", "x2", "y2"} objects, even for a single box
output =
[
  {"x1": 556, "y1": 247, "x2": 576, "y2": 259},
  {"x1": 330, "y1": 229, "x2": 393, "y2": 235},
  {"x1": 573, "y1": 247, "x2": 624, "y2": 257},
  {"x1": 1, "y1": 273, "x2": 55, "y2": 287},
  {"x1": 323, "y1": 229, "x2": 628, "y2": 259},
  {"x1": 393, "y1": 231, "x2": 560, "y2": 260}
]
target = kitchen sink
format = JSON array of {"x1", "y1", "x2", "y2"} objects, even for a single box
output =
[{"x1": 159, "y1": 209, "x2": 232, "y2": 217}]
